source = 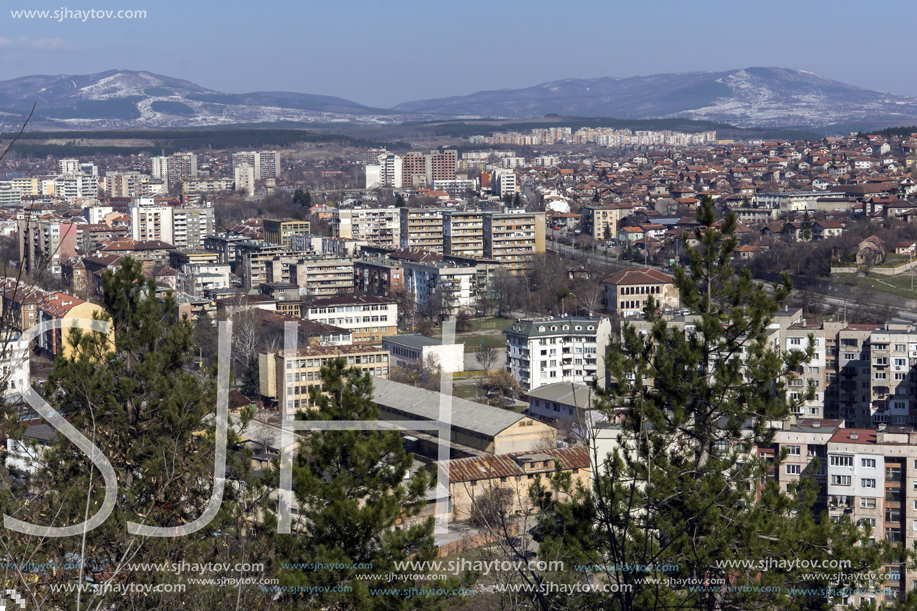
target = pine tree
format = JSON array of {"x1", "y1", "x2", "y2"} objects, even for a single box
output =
[
  {"x1": 592, "y1": 189, "x2": 600, "y2": 203},
  {"x1": 274, "y1": 358, "x2": 470, "y2": 609},
  {"x1": 5, "y1": 258, "x2": 267, "y2": 609},
  {"x1": 520, "y1": 197, "x2": 906, "y2": 611},
  {"x1": 395, "y1": 194, "x2": 406, "y2": 208},
  {"x1": 240, "y1": 352, "x2": 260, "y2": 398},
  {"x1": 801, "y1": 211, "x2": 814, "y2": 242},
  {"x1": 293, "y1": 187, "x2": 312, "y2": 210}
]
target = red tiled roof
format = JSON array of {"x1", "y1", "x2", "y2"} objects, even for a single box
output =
[{"x1": 603, "y1": 267, "x2": 675, "y2": 286}]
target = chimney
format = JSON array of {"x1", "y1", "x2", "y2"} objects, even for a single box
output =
[
  {"x1": 812, "y1": 421, "x2": 821, "y2": 428},
  {"x1": 878, "y1": 423, "x2": 887, "y2": 432},
  {"x1": 850, "y1": 431, "x2": 859, "y2": 440}
]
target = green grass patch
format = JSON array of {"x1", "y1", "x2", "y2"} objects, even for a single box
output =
[{"x1": 834, "y1": 273, "x2": 917, "y2": 299}]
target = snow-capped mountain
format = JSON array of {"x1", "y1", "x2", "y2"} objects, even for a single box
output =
[
  {"x1": 393, "y1": 67, "x2": 917, "y2": 129},
  {"x1": 0, "y1": 70, "x2": 400, "y2": 129},
  {"x1": 0, "y1": 67, "x2": 914, "y2": 130}
]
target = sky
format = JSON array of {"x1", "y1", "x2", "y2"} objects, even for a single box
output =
[{"x1": 1, "y1": 0, "x2": 914, "y2": 108}]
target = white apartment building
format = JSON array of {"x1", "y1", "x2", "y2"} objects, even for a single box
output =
[
  {"x1": 503, "y1": 316, "x2": 612, "y2": 392},
  {"x1": 332, "y1": 207, "x2": 399, "y2": 248},
  {"x1": 401, "y1": 259, "x2": 480, "y2": 315},
  {"x1": 54, "y1": 174, "x2": 98, "y2": 201},
  {"x1": 301, "y1": 295, "x2": 398, "y2": 345},
  {"x1": 58, "y1": 159, "x2": 79, "y2": 175},
  {"x1": 493, "y1": 168, "x2": 517, "y2": 197},
  {"x1": 151, "y1": 156, "x2": 170, "y2": 180},
  {"x1": 234, "y1": 164, "x2": 255, "y2": 197},
  {"x1": 232, "y1": 151, "x2": 281, "y2": 179}
]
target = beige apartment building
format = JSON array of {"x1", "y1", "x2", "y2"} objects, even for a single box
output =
[
  {"x1": 483, "y1": 211, "x2": 545, "y2": 273},
  {"x1": 443, "y1": 211, "x2": 484, "y2": 258},
  {"x1": 287, "y1": 257, "x2": 355, "y2": 296},
  {"x1": 260, "y1": 345, "x2": 390, "y2": 413},
  {"x1": 400, "y1": 208, "x2": 444, "y2": 252}
]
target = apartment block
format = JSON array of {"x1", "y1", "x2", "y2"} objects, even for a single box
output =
[
  {"x1": 301, "y1": 295, "x2": 397, "y2": 344},
  {"x1": 503, "y1": 316, "x2": 612, "y2": 392},
  {"x1": 402, "y1": 259, "x2": 492, "y2": 316},
  {"x1": 262, "y1": 345, "x2": 390, "y2": 414},
  {"x1": 263, "y1": 218, "x2": 311, "y2": 248},
  {"x1": 581, "y1": 204, "x2": 633, "y2": 242},
  {"x1": 492, "y1": 168, "x2": 517, "y2": 197},
  {"x1": 400, "y1": 208, "x2": 444, "y2": 252},
  {"x1": 443, "y1": 211, "x2": 484, "y2": 258},
  {"x1": 353, "y1": 258, "x2": 403, "y2": 297},
  {"x1": 483, "y1": 211, "x2": 545, "y2": 273},
  {"x1": 238, "y1": 242, "x2": 290, "y2": 288},
  {"x1": 287, "y1": 257, "x2": 354, "y2": 296},
  {"x1": 18, "y1": 218, "x2": 78, "y2": 276},
  {"x1": 168, "y1": 153, "x2": 198, "y2": 185},
  {"x1": 332, "y1": 207, "x2": 399, "y2": 247},
  {"x1": 401, "y1": 150, "x2": 456, "y2": 188}
]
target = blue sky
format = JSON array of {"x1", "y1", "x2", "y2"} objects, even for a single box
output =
[{"x1": 1, "y1": 0, "x2": 913, "y2": 108}]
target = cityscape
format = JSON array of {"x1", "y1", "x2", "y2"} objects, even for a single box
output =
[{"x1": 1, "y1": 1, "x2": 917, "y2": 610}]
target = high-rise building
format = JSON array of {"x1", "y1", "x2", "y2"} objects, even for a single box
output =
[
  {"x1": 106, "y1": 171, "x2": 151, "y2": 197},
  {"x1": 258, "y1": 150, "x2": 281, "y2": 178},
  {"x1": 400, "y1": 208, "x2": 444, "y2": 252},
  {"x1": 443, "y1": 211, "x2": 484, "y2": 258},
  {"x1": 232, "y1": 152, "x2": 260, "y2": 179},
  {"x1": 400, "y1": 150, "x2": 456, "y2": 188},
  {"x1": 151, "y1": 156, "x2": 170, "y2": 180},
  {"x1": 58, "y1": 159, "x2": 80, "y2": 175},
  {"x1": 332, "y1": 207, "x2": 399, "y2": 248},
  {"x1": 234, "y1": 164, "x2": 255, "y2": 197},
  {"x1": 232, "y1": 151, "x2": 281, "y2": 179},
  {"x1": 483, "y1": 211, "x2": 546, "y2": 273},
  {"x1": 492, "y1": 168, "x2": 517, "y2": 198},
  {"x1": 380, "y1": 154, "x2": 403, "y2": 188},
  {"x1": 168, "y1": 153, "x2": 198, "y2": 185},
  {"x1": 18, "y1": 218, "x2": 79, "y2": 276}
]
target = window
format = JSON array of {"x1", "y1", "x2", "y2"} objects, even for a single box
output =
[
  {"x1": 886, "y1": 508, "x2": 901, "y2": 523},
  {"x1": 895, "y1": 344, "x2": 906, "y2": 352},
  {"x1": 831, "y1": 475, "x2": 851, "y2": 486},
  {"x1": 786, "y1": 464, "x2": 801, "y2": 475},
  {"x1": 786, "y1": 445, "x2": 800, "y2": 455},
  {"x1": 862, "y1": 458, "x2": 876, "y2": 468},
  {"x1": 859, "y1": 518, "x2": 876, "y2": 527},
  {"x1": 862, "y1": 478, "x2": 876, "y2": 488},
  {"x1": 830, "y1": 456, "x2": 853, "y2": 467},
  {"x1": 789, "y1": 338, "x2": 801, "y2": 346},
  {"x1": 861, "y1": 498, "x2": 876, "y2": 509}
]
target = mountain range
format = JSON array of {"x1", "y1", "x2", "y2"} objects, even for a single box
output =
[{"x1": 0, "y1": 67, "x2": 915, "y2": 131}]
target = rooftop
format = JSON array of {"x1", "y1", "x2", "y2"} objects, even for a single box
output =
[{"x1": 382, "y1": 334, "x2": 448, "y2": 349}]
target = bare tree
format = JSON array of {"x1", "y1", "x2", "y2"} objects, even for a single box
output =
[{"x1": 475, "y1": 347, "x2": 499, "y2": 379}]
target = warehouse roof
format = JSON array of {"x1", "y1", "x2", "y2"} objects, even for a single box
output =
[{"x1": 372, "y1": 378, "x2": 526, "y2": 438}]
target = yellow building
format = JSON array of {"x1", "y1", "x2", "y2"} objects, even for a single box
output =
[
  {"x1": 263, "y1": 219, "x2": 311, "y2": 248},
  {"x1": 35, "y1": 291, "x2": 107, "y2": 359},
  {"x1": 372, "y1": 378, "x2": 556, "y2": 457},
  {"x1": 260, "y1": 345, "x2": 390, "y2": 411},
  {"x1": 436, "y1": 447, "x2": 591, "y2": 522},
  {"x1": 483, "y1": 211, "x2": 545, "y2": 273}
]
